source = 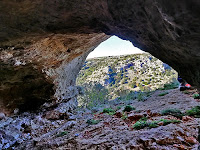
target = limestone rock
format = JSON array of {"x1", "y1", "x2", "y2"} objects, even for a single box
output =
[
  {"x1": 0, "y1": 1, "x2": 200, "y2": 113},
  {"x1": 44, "y1": 110, "x2": 69, "y2": 120},
  {"x1": 0, "y1": 113, "x2": 5, "y2": 120}
]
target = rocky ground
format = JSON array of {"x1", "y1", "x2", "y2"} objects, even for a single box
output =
[{"x1": 1, "y1": 88, "x2": 200, "y2": 150}]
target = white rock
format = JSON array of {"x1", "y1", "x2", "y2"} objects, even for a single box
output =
[{"x1": 0, "y1": 113, "x2": 5, "y2": 120}]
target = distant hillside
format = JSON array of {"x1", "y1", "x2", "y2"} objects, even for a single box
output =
[{"x1": 76, "y1": 53, "x2": 178, "y2": 106}]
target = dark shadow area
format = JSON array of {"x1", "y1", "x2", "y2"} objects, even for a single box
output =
[{"x1": 0, "y1": 61, "x2": 54, "y2": 114}]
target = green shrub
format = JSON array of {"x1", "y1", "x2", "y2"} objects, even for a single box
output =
[
  {"x1": 56, "y1": 131, "x2": 68, "y2": 137},
  {"x1": 193, "y1": 94, "x2": 200, "y2": 99},
  {"x1": 132, "y1": 119, "x2": 180, "y2": 130},
  {"x1": 103, "y1": 108, "x2": 115, "y2": 113},
  {"x1": 116, "y1": 106, "x2": 121, "y2": 110},
  {"x1": 161, "y1": 109, "x2": 183, "y2": 118},
  {"x1": 137, "y1": 92, "x2": 145, "y2": 101},
  {"x1": 160, "y1": 119, "x2": 180, "y2": 125},
  {"x1": 123, "y1": 105, "x2": 135, "y2": 112},
  {"x1": 186, "y1": 106, "x2": 200, "y2": 117},
  {"x1": 86, "y1": 119, "x2": 101, "y2": 125},
  {"x1": 183, "y1": 90, "x2": 190, "y2": 94},
  {"x1": 148, "y1": 121, "x2": 159, "y2": 128},
  {"x1": 139, "y1": 117, "x2": 148, "y2": 121},
  {"x1": 132, "y1": 121, "x2": 148, "y2": 130},
  {"x1": 161, "y1": 82, "x2": 179, "y2": 90},
  {"x1": 158, "y1": 92, "x2": 169, "y2": 96},
  {"x1": 108, "y1": 111, "x2": 116, "y2": 115}
]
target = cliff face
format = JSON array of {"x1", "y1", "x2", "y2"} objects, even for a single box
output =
[{"x1": 0, "y1": 0, "x2": 200, "y2": 114}]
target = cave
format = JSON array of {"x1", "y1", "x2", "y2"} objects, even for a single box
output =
[{"x1": 0, "y1": 0, "x2": 200, "y2": 115}]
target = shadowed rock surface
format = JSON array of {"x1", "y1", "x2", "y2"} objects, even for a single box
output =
[{"x1": 0, "y1": 0, "x2": 200, "y2": 113}]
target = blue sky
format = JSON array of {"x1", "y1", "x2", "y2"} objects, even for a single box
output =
[{"x1": 87, "y1": 36, "x2": 144, "y2": 59}]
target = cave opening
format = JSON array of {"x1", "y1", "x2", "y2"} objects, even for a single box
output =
[{"x1": 76, "y1": 36, "x2": 178, "y2": 108}]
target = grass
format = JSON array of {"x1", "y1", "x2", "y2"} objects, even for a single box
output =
[
  {"x1": 186, "y1": 106, "x2": 200, "y2": 117},
  {"x1": 158, "y1": 92, "x2": 169, "y2": 96},
  {"x1": 132, "y1": 119, "x2": 181, "y2": 130},
  {"x1": 86, "y1": 119, "x2": 101, "y2": 125},
  {"x1": 161, "y1": 108, "x2": 184, "y2": 118},
  {"x1": 123, "y1": 105, "x2": 135, "y2": 112}
]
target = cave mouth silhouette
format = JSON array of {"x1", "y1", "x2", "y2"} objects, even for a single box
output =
[{"x1": 76, "y1": 40, "x2": 178, "y2": 108}]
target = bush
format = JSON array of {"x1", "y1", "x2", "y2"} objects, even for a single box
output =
[
  {"x1": 132, "y1": 119, "x2": 180, "y2": 130},
  {"x1": 160, "y1": 119, "x2": 180, "y2": 125},
  {"x1": 193, "y1": 94, "x2": 200, "y2": 99},
  {"x1": 123, "y1": 105, "x2": 135, "y2": 112},
  {"x1": 86, "y1": 119, "x2": 101, "y2": 125},
  {"x1": 186, "y1": 106, "x2": 200, "y2": 117},
  {"x1": 116, "y1": 106, "x2": 121, "y2": 110},
  {"x1": 161, "y1": 81, "x2": 179, "y2": 90},
  {"x1": 158, "y1": 92, "x2": 168, "y2": 96},
  {"x1": 161, "y1": 108, "x2": 183, "y2": 118},
  {"x1": 56, "y1": 131, "x2": 68, "y2": 137},
  {"x1": 103, "y1": 108, "x2": 115, "y2": 115},
  {"x1": 133, "y1": 121, "x2": 148, "y2": 130}
]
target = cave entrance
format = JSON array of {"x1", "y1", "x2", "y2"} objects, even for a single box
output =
[{"x1": 76, "y1": 36, "x2": 178, "y2": 108}]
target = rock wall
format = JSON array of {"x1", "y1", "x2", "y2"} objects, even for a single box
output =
[
  {"x1": 0, "y1": 0, "x2": 200, "y2": 113},
  {"x1": 0, "y1": 33, "x2": 109, "y2": 114}
]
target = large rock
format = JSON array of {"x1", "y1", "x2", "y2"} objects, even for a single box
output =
[{"x1": 0, "y1": 0, "x2": 200, "y2": 113}]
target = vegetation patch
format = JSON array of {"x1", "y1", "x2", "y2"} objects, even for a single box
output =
[
  {"x1": 121, "y1": 112, "x2": 128, "y2": 120},
  {"x1": 160, "y1": 119, "x2": 180, "y2": 125},
  {"x1": 137, "y1": 92, "x2": 146, "y2": 101},
  {"x1": 116, "y1": 106, "x2": 121, "y2": 110},
  {"x1": 160, "y1": 81, "x2": 179, "y2": 90},
  {"x1": 139, "y1": 117, "x2": 148, "y2": 121},
  {"x1": 161, "y1": 109, "x2": 184, "y2": 118},
  {"x1": 183, "y1": 90, "x2": 190, "y2": 94},
  {"x1": 102, "y1": 108, "x2": 116, "y2": 115},
  {"x1": 77, "y1": 53, "x2": 178, "y2": 107},
  {"x1": 193, "y1": 94, "x2": 200, "y2": 99},
  {"x1": 123, "y1": 105, "x2": 135, "y2": 112},
  {"x1": 132, "y1": 119, "x2": 181, "y2": 130},
  {"x1": 56, "y1": 131, "x2": 68, "y2": 137},
  {"x1": 158, "y1": 92, "x2": 169, "y2": 96},
  {"x1": 103, "y1": 108, "x2": 115, "y2": 113},
  {"x1": 186, "y1": 106, "x2": 200, "y2": 117},
  {"x1": 86, "y1": 119, "x2": 101, "y2": 125}
]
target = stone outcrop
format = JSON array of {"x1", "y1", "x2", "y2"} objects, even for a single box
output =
[
  {"x1": 0, "y1": 33, "x2": 109, "y2": 114},
  {"x1": 0, "y1": 0, "x2": 200, "y2": 113}
]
